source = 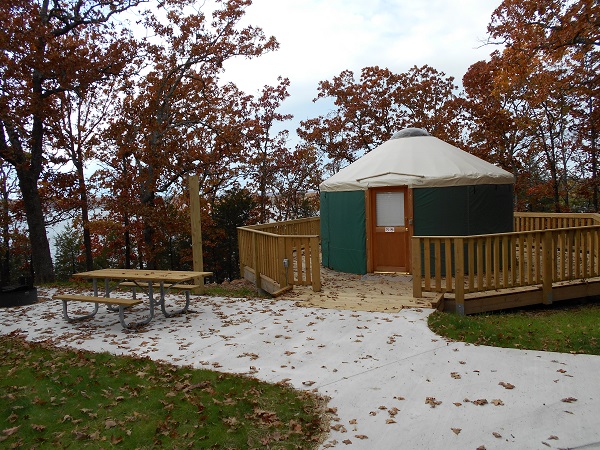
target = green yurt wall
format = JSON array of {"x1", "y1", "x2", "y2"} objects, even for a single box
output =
[
  {"x1": 413, "y1": 184, "x2": 514, "y2": 236},
  {"x1": 320, "y1": 191, "x2": 367, "y2": 274}
]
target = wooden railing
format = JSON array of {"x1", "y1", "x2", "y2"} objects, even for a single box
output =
[
  {"x1": 246, "y1": 217, "x2": 321, "y2": 236},
  {"x1": 515, "y1": 212, "x2": 600, "y2": 231},
  {"x1": 413, "y1": 223, "x2": 600, "y2": 314},
  {"x1": 238, "y1": 218, "x2": 321, "y2": 294}
]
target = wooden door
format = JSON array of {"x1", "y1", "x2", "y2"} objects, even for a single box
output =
[{"x1": 370, "y1": 187, "x2": 410, "y2": 272}]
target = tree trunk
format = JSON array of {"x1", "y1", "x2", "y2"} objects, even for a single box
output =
[
  {"x1": 77, "y1": 164, "x2": 94, "y2": 271},
  {"x1": 1, "y1": 193, "x2": 9, "y2": 286},
  {"x1": 17, "y1": 168, "x2": 54, "y2": 283}
]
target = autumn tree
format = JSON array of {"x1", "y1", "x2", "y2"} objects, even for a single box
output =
[
  {"x1": 484, "y1": 0, "x2": 600, "y2": 211},
  {"x1": 298, "y1": 65, "x2": 464, "y2": 176},
  {"x1": 104, "y1": 0, "x2": 278, "y2": 267},
  {"x1": 0, "y1": 0, "x2": 145, "y2": 283},
  {"x1": 206, "y1": 186, "x2": 256, "y2": 282},
  {"x1": 244, "y1": 77, "x2": 293, "y2": 222},
  {"x1": 0, "y1": 162, "x2": 18, "y2": 285},
  {"x1": 463, "y1": 52, "x2": 576, "y2": 211},
  {"x1": 462, "y1": 54, "x2": 533, "y2": 178},
  {"x1": 269, "y1": 145, "x2": 322, "y2": 221},
  {"x1": 49, "y1": 81, "x2": 123, "y2": 271},
  {"x1": 53, "y1": 227, "x2": 84, "y2": 281}
]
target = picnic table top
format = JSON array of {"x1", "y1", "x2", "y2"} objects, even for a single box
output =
[{"x1": 72, "y1": 269, "x2": 212, "y2": 283}]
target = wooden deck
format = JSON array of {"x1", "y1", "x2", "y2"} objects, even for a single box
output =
[
  {"x1": 239, "y1": 213, "x2": 600, "y2": 315},
  {"x1": 413, "y1": 213, "x2": 600, "y2": 314},
  {"x1": 281, "y1": 267, "x2": 439, "y2": 312}
]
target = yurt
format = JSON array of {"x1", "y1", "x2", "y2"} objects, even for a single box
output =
[{"x1": 319, "y1": 128, "x2": 515, "y2": 274}]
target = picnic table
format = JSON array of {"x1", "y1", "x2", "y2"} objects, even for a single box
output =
[{"x1": 53, "y1": 269, "x2": 212, "y2": 329}]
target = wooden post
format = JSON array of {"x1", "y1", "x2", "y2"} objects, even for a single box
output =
[
  {"x1": 189, "y1": 175, "x2": 205, "y2": 294},
  {"x1": 412, "y1": 238, "x2": 422, "y2": 298},
  {"x1": 455, "y1": 238, "x2": 465, "y2": 315},
  {"x1": 310, "y1": 236, "x2": 321, "y2": 292},
  {"x1": 542, "y1": 230, "x2": 553, "y2": 305},
  {"x1": 252, "y1": 232, "x2": 262, "y2": 291},
  {"x1": 278, "y1": 235, "x2": 287, "y2": 288}
]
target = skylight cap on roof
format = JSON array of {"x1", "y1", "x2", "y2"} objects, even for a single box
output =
[{"x1": 390, "y1": 128, "x2": 430, "y2": 139}]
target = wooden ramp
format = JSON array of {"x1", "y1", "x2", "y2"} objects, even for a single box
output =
[{"x1": 280, "y1": 268, "x2": 439, "y2": 313}]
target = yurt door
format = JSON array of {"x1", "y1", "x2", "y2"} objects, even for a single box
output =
[{"x1": 369, "y1": 188, "x2": 410, "y2": 272}]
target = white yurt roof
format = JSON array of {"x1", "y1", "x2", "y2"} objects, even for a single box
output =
[{"x1": 320, "y1": 131, "x2": 515, "y2": 192}]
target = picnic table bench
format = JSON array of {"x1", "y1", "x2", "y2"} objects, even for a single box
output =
[
  {"x1": 53, "y1": 269, "x2": 212, "y2": 329},
  {"x1": 54, "y1": 294, "x2": 143, "y2": 326}
]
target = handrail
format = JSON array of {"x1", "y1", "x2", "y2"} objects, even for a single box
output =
[
  {"x1": 514, "y1": 212, "x2": 600, "y2": 231},
  {"x1": 238, "y1": 218, "x2": 321, "y2": 294},
  {"x1": 413, "y1": 224, "x2": 600, "y2": 314}
]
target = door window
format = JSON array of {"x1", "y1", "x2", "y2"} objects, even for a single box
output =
[{"x1": 376, "y1": 192, "x2": 405, "y2": 227}]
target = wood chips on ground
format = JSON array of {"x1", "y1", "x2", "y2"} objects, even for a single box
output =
[{"x1": 281, "y1": 267, "x2": 437, "y2": 313}]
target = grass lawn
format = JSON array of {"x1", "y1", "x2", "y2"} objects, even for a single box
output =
[
  {"x1": 0, "y1": 333, "x2": 327, "y2": 449},
  {"x1": 428, "y1": 299, "x2": 600, "y2": 355}
]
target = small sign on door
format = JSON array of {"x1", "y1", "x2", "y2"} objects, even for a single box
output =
[{"x1": 384, "y1": 227, "x2": 395, "y2": 233}]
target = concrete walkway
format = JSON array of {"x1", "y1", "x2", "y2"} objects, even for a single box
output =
[{"x1": 1, "y1": 288, "x2": 599, "y2": 449}]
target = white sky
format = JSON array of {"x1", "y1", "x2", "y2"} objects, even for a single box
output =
[{"x1": 220, "y1": 0, "x2": 502, "y2": 140}]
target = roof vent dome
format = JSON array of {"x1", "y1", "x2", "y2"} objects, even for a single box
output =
[{"x1": 391, "y1": 127, "x2": 430, "y2": 139}]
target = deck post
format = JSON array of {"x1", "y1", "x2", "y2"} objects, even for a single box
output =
[
  {"x1": 278, "y1": 235, "x2": 287, "y2": 288},
  {"x1": 310, "y1": 236, "x2": 321, "y2": 292},
  {"x1": 412, "y1": 238, "x2": 422, "y2": 298},
  {"x1": 542, "y1": 230, "x2": 553, "y2": 304},
  {"x1": 252, "y1": 232, "x2": 262, "y2": 291},
  {"x1": 454, "y1": 238, "x2": 465, "y2": 315}
]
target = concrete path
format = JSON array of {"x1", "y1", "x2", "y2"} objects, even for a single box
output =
[{"x1": 1, "y1": 288, "x2": 599, "y2": 450}]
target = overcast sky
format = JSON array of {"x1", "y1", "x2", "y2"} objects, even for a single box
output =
[{"x1": 220, "y1": 0, "x2": 502, "y2": 140}]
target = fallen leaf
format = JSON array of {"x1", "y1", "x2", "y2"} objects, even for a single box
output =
[
  {"x1": 349, "y1": 419, "x2": 357, "y2": 425},
  {"x1": 548, "y1": 435, "x2": 559, "y2": 440},
  {"x1": 105, "y1": 419, "x2": 117, "y2": 429},
  {"x1": 425, "y1": 397, "x2": 442, "y2": 408},
  {"x1": 450, "y1": 372, "x2": 461, "y2": 379},
  {"x1": 331, "y1": 424, "x2": 347, "y2": 433},
  {"x1": 2, "y1": 426, "x2": 19, "y2": 436},
  {"x1": 355, "y1": 434, "x2": 368, "y2": 439},
  {"x1": 342, "y1": 439, "x2": 352, "y2": 445},
  {"x1": 473, "y1": 399, "x2": 488, "y2": 406},
  {"x1": 451, "y1": 428, "x2": 461, "y2": 435},
  {"x1": 302, "y1": 380, "x2": 316, "y2": 386},
  {"x1": 561, "y1": 397, "x2": 577, "y2": 403},
  {"x1": 492, "y1": 432, "x2": 502, "y2": 438},
  {"x1": 491, "y1": 399, "x2": 504, "y2": 406},
  {"x1": 453, "y1": 402, "x2": 462, "y2": 407},
  {"x1": 31, "y1": 424, "x2": 45, "y2": 432},
  {"x1": 386, "y1": 419, "x2": 396, "y2": 424},
  {"x1": 223, "y1": 417, "x2": 238, "y2": 427},
  {"x1": 499, "y1": 381, "x2": 515, "y2": 389}
]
